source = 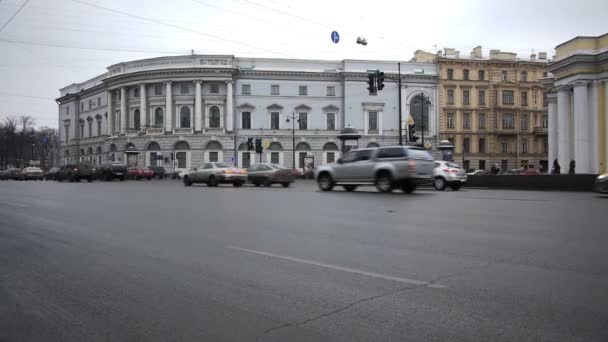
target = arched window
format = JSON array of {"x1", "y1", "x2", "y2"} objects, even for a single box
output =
[
  {"x1": 80, "y1": 148, "x2": 85, "y2": 155},
  {"x1": 110, "y1": 144, "x2": 117, "y2": 152},
  {"x1": 205, "y1": 141, "x2": 222, "y2": 150},
  {"x1": 96, "y1": 146, "x2": 102, "y2": 154},
  {"x1": 295, "y1": 142, "x2": 311, "y2": 151},
  {"x1": 209, "y1": 106, "x2": 220, "y2": 128},
  {"x1": 147, "y1": 142, "x2": 161, "y2": 151},
  {"x1": 65, "y1": 149, "x2": 70, "y2": 156},
  {"x1": 267, "y1": 142, "x2": 283, "y2": 151},
  {"x1": 133, "y1": 109, "x2": 141, "y2": 129},
  {"x1": 180, "y1": 106, "x2": 191, "y2": 128},
  {"x1": 205, "y1": 141, "x2": 223, "y2": 162},
  {"x1": 87, "y1": 147, "x2": 93, "y2": 155},
  {"x1": 125, "y1": 142, "x2": 136, "y2": 151},
  {"x1": 367, "y1": 142, "x2": 380, "y2": 148},
  {"x1": 174, "y1": 141, "x2": 190, "y2": 150},
  {"x1": 322, "y1": 142, "x2": 339, "y2": 151},
  {"x1": 155, "y1": 108, "x2": 163, "y2": 128},
  {"x1": 322, "y1": 142, "x2": 339, "y2": 164},
  {"x1": 411, "y1": 95, "x2": 429, "y2": 132}
]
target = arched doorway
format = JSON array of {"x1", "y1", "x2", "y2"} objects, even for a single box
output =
[
  {"x1": 204, "y1": 141, "x2": 223, "y2": 163},
  {"x1": 410, "y1": 95, "x2": 430, "y2": 135},
  {"x1": 266, "y1": 142, "x2": 284, "y2": 165},
  {"x1": 173, "y1": 141, "x2": 190, "y2": 170},
  {"x1": 146, "y1": 141, "x2": 161, "y2": 167},
  {"x1": 237, "y1": 142, "x2": 255, "y2": 168},
  {"x1": 322, "y1": 142, "x2": 339, "y2": 164},
  {"x1": 295, "y1": 141, "x2": 311, "y2": 170}
]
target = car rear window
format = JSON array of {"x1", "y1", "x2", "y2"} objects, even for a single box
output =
[
  {"x1": 215, "y1": 163, "x2": 230, "y2": 168},
  {"x1": 446, "y1": 162, "x2": 461, "y2": 168},
  {"x1": 376, "y1": 147, "x2": 406, "y2": 159},
  {"x1": 408, "y1": 148, "x2": 433, "y2": 160}
]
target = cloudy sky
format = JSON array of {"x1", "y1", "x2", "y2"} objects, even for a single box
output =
[{"x1": 1, "y1": 0, "x2": 607, "y2": 128}]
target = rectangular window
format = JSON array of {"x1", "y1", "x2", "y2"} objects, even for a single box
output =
[
  {"x1": 66, "y1": 106, "x2": 70, "y2": 115},
  {"x1": 209, "y1": 151, "x2": 218, "y2": 163},
  {"x1": 479, "y1": 138, "x2": 486, "y2": 153},
  {"x1": 97, "y1": 97, "x2": 101, "y2": 106},
  {"x1": 326, "y1": 152, "x2": 335, "y2": 164},
  {"x1": 80, "y1": 103, "x2": 84, "y2": 111},
  {"x1": 326, "y1": 112, "x2": 336, "y2": 130},
  {"x1": 65, "y1": 126, "x2": 69, "y2": 142},
  {"x1": 97, "y1": 120, "x2": 101, "y2": 136},
  {"x1": 463, "y1": 69, "x2": 469, "y2": 80},
  {"x1": 447, "y1": 69, "x2": 453, "y2": 80},
  {"x1": 241, "y1": 111, "x2": 251, "y2": 129},
  {"x1": 270, "y1": 152, "x2": 280, "y2": 164},
  {"x1": 242, "y1": 84, "x2": 251, "y2": 95},
  {"x1": 134, "y1": 88, "x2": 139, "y2": 98},
  {"x1": 543, "y1": 138, "x2": 548, "y2": 153},
  {"x1": 299, "y1": 85, "x2": 308, "y2": 96},
  {"x1": 463, "y1": 138, "x2": 470, "y2": 153},
  {"x1": 447, "y1": 89, "x2": 454, "y2": 105},
  {"x1": 210, "y1": 83, "x2": 219, "y2": 94},
  {"x1": 478, "y1": 90, "x2": 485, "y2": 105},
  {"x1": 463, "y1": 112, "x2": 471, "y2": 129},
  {"x1": 326, "y1": 86, "x2": 336, "y2": 96},
  {"x1": 463, "y1": 90, "x2": 470, "y2": 105},
  {"x1": 155, "y1": 85, "x2": 162, "y2": 96},
  {"x1": 542, "y1": 115, "x2": 548, "y2": 128},
  {"x1": 520, "y1": 114, "x2": 529, "y2": 131},
  {"x1": 478, "y1": 113, "x2": 486, "y2": 129},
  {"x1": 521, "y1": 91, "x2": 528, "y2": 106},
  {"x1": 447, "y1": 113, "x2": 455, "y2": 128},
  {"x1": 478, "y1": 70, "x2": 485, "y2": 80},
  {"x1": 271, "y1": 84, "x2": 280, "y2": 95},
  {"x1": 501, "y1": 142, "x2": 508, "y2": 153},
  {"x1": 521, "y1": 139, "x2": 528, "y2": 153},
  {"x1": 502, "y1": 90, "x2": 514, "y2": 104},
  {"x1": 479, "y1": 160, "x2": 486, "y2": 170},
  {"x1": 89, "y1": 100, "x2": 93, "y2": 109},
  {"x1": 368, "y1": 111, "x2": 378, "y2": 132},
  {"x1": 502, "y1": 70, "x2": 508, "y2": 81},
  {"x1": 298, "y1": 112, "x2": 307, "y2": 130},
  {"x1": 502, "y1": 113, "x2": 514, "y2": 129},
  {"x1": 270, "y1": 112, "x2": 280, "y2": 130},
  {"x1": 80, "y1": 125, "x2": 84, "y2": 138},
  {"x1": 88, "y1": 122, "x2": 92, "y2": 137},
  {"x1": 176, "y1": 152, "x2": 187, "y2": 168},
  {"x1": 298, "y1": 152, "x2": 307, "y2": 169},
  {"x1": 242, "y1": 152, "x2": 251, "y2": 168},
  {"x1": 521, "y1": 71, "x2": 528, "y2": 82},
  {"x1": 181, "y1": 84, "x2": 189, "y2": 94}
]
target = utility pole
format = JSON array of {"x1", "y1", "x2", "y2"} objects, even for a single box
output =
[{"x1": 398, "y1": 62, "x2": 403, "y2": 146}]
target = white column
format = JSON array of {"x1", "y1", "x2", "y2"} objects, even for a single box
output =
[
  {"x1": 120, "y1": 87, "x2": 127, "y2": 135},
  {"x1": 195, "y1": 81, "x2": 202, "y2": 132},
  {"x1": 140, "y1": 84, "x2": 147, "y2": 130},
  {"x1": 573, "y1": 82, "x2": 590, "y2": 173},
  {"x1": 107, "y1": 91, "x2": 113, "y2": 135},
  {"x1": 588, "y1": 81, "x2": 599, "y2": 173},
  {"x1": 226, "y1": 80, "x2": 234, "y2": 132},
  {"x1": 165, "y1": 82, "x2": 173, "y2": 133},
  {"x1": 547, "y1": 97, "x2": 558, "y2": 169},
  {"x1": 557, "y1": 89, "x2": 571, "y2": 173}
]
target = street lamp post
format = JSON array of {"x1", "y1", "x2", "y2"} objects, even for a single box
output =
[{"x1": 286, "y1": 113, "x2": 300, "y2": 169}]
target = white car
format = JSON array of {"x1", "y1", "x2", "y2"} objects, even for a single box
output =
[
  {"x1": 176, "y1": 169, "x2": 188, "y2": 179},
  {"x1": 433, "y1": 161, "x2": 467, "y2": 191}
]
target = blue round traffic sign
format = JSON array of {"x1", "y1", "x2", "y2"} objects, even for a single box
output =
[{"x1": 331, "y1": 31, "x2": 340, "y2": 44}]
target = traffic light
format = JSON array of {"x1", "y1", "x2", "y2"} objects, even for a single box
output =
[
  {"x1": 377, "y1": 71, "x2": 385, "y2": 90},
  {"x1": 247, "y1": 138, "x2": 254, "y2": 151},
  {"x1": 367, "y1": 73, "x2": 376, "y2": 94},
  {"x1": 255, "y1": 138, "x2": 263, "y2": 154}
]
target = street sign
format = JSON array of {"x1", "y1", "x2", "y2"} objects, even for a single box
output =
[
  {"x1": 331, "y1": 31, "x2": 340, "y2": 44},
  {"x1": 41, "y1": 136, "x2": 48, "y2": 144},
  {"x1": 424, "y1": 142, "x2": 432, "y2": 149},
  {"x1": 407, "y1": 116, "x2": 415, "y2": 126},
  {"x1": 231, "y1": 156, "x2": 236, "y2": 162},
  {"x1": 262, "y1": 139, "x2": 270, "y2": 149}
]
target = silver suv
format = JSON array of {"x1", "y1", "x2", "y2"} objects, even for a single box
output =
[{"x1": 314, "y1": 146, "x2": 435, "y2": 193}]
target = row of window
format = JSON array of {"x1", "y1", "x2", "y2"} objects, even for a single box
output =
[
  {"x1": 241, "y1": 84, "x2": 336, "y2": 97},
  {"x1": 446, "y1": 112, "x2": 548, "y2": 130},
  {"x1": 447, "y1": 137, "x2": 547, "y2": 154},
  {"x1": 240, "y1": 111, "x2": 338, "y2": 130},
  {"x1": 74, "y1": 97, "x2": 103, "y2": 113},
  {"x1": 446, "y1": 69, "x2": 531, "y2": 82},
  {"x1": 446, "y1": 89, "x2": 534, "y2": 106}
]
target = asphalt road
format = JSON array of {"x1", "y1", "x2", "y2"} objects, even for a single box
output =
[{"x1": 1, "y1": 179, "x2": 607, "y2": 342}]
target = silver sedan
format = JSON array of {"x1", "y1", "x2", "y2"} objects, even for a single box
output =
[{"x1": 183, "y1": 162, "x2": 248, "y2": 187}]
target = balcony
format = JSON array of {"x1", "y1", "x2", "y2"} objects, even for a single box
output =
[{"x1": 534, "y1": 126, "x2": 548, "y2": 135}]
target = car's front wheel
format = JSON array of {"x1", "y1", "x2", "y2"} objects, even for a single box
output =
[
  {"x1": 317, "y1": 173, "x2": 334, "y2": 191},
  {"x1": 375, "y1": 171, "x2": 394, "y2": 193},
  {"x1": 433, "y1": 177, "x2": 447, "y2": 191}
]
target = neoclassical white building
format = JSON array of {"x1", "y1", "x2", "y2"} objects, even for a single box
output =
[
  {"x1": 57, "y1": 55, "x2": 438, "y2": 172},
  {"x1": 545, "y1": 33, "x2": 608, "y2": 174}
]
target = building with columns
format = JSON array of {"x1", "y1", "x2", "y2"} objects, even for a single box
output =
[
  {"x1": 57, "y1": 55, "x2": 438, "y2": 172},
  {"x1": 415, "y1": 46, "x2": 550, "y2": 172},
  {"x1": 545, "y1": 33, "x2": 608, "y2": 174}
]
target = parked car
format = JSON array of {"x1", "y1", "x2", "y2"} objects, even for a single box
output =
[
  {"x1": 467, "y1": 169, "x2": 487, "y2": 176},
  {"x1": 148, "y1": 166, "x2": 167, "y2": 179},
  {"x1": 593, "y1": 173, "x2": 608, "y2": 194},
  {"x1": 57, "y1": 163, "x2": 94, "y2": 182},
  {"x1": 2, "y1": 168, "x2": 22, "y2": 180},
  {"x1": 503, "y1": 168, "x2": 525, "y2": 175},
  {"x1": 95, "y1": 163, "x2": 127, "y2": 181},
  {"x1": 521, "y1": 168, "x2": 541, "y2": 175},
  {"x1": 247, "y1": 163, "x2": 295, "y2": 187},
  {"x1": 44, "y1": 167, "x2": 60, "y2": 181},
  {"x1": 183, "y1": 162, "x2": 247, "y2": 187},
  {"x1": 128, "y1": 167, "x2": 154, "y2": 180},
  {"x1": 20, "y1": 167, "x2": 44, "y2": 181},
  {"x1": 314, "y1": 146, "x2": 435, "y2": 193},
  {"x1": 433, "y1": 161, "x2": 467, "y2": 191}
]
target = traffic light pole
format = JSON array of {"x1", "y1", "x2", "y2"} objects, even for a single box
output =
[{"x1": 398, "y1": 62, "x2": 403, "y2": 146}]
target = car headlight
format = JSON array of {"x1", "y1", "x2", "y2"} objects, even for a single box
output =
[{"x1": 598, "y1": 173, "x2": 608, "y2": 180}]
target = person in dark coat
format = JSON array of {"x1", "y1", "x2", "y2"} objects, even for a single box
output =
[
  {"x1": 490, "y1": 164, "x2": 498, "y2": 175},
  {"x1": 569, "y1": 160, "x2": 576, "y2": 175},
  {"x1": 551, "y1": 159, "x2": 561, "y2": 174}
]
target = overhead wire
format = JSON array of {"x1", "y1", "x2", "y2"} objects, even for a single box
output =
[{"x1": 0, "y1": 0, "x2": 30, "y2": 34}]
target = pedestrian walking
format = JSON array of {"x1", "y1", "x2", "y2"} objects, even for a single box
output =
[
  {"x1": 551, "y1": 159, "x2": 561, "y2": 174},
  {"x1": 569, "y1": 160, "x2": 576, "y2": 175}
]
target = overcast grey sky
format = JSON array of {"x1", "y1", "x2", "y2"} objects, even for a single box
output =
[{"x1": 1, "y1": 0, "x2": 607, "y2": 128}]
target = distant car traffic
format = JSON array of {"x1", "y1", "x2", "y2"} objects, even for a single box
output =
[
  {"x1": 44, "y1": 167, "x2": 60, "y2": 181},
  {"x1": 2, "y1": 168, "x2": 23, "y2": 180},
  {"x1": 183, "y1": 162, "x2": 247, "y2": 187},
  {"x1": 20, "y1": 167, "x2": 44, "y2": 181},
  {"x1": 433, "y1": 161, "x2": 467, "y2": 191},
  {"x1": 593, "y1": 173, "x2": 608, "y2": 194},
  {"x1": 95, "y1": 163, "x2": 127, "y2": 181},
  {"x1": 467, "y1": 169, "x2": 487, "y2": 176},
  {"x1": 128, "y1": 167, "x2": 154, "y2": 180},
  {"x1": 57, "y1": 163, "x2": 94, "y2": 182},
  {"x1": 247, "y1": 163, "x2": 295, "y2": 187},
  {"x1": 314, "y1": 146, "x2": 435, "y2": 193}
]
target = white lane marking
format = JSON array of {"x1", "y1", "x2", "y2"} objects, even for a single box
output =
[{"x1": 227, "y1": 246, "x2": 445, "y2": 289}]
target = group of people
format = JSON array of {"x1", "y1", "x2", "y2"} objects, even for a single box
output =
[{"x1": 551, "y1": 159, "x2": 576, "y2": 175}]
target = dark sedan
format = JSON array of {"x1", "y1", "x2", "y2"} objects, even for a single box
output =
[
  {"x1": 593, "y1": 173, "x2": 608, "y2": 194},
  {"x1": 247, "y1": 163, "x2": 295, "y2": 187},
  {"x1": 45, "y1": 167, "x2": 61, "y2": 181}
]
